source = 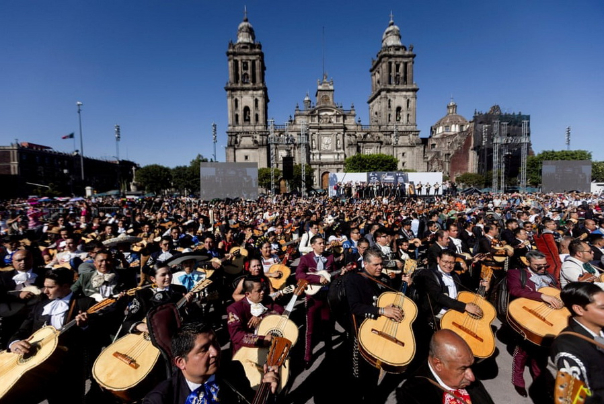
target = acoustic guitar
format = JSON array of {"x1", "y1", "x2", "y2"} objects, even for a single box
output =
[
  {"x1": 232, "y1": 280, "x2": 307, "y2": 392},
  {"x1": 507, "y1": 286, "x2": 571, "y2": 346},
  {"x1": 0, "y1": 296, "x2": 117, "y2": 399},
  {"x1": 92, "y1": 279, "x2": 212, "y2": 401},
  {"x1": 440, "y1": 266, "x2": 497, "y2": 358},
  {"x1": 266, "y1": 245, "x2": 294, "y2": 290},
  {"x1": 357, "y1": 288, "x2": 418, "y2": 373},
  {"x1": 251, "y1": 337, "x2": 292, "y2": 404}
]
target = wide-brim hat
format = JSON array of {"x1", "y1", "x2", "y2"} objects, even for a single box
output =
[
  {"x1": 164, "y1": 251, "x2": 210, "y2": 267},
  {"x1": 102, "y1": 234, "x2": 143, "y2": 248}
]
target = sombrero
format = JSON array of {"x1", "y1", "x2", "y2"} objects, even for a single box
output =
[
  {"x1": 164, "y1": 251, "x2": 210, "y2": 267},
  {"x1": 102, "y1": 234, "x2": 143, "y2": 248}
]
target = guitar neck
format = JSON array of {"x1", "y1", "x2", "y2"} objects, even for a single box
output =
[{"x1": 252, "y1": 382, "x2": 273, "y2": 404}]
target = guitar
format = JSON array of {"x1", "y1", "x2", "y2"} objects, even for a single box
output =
[
  {"x1": 440, "y1": 266, "x2": 497, "y2": 358},
  {"x1": 266, "y1": 246, "x2": 294, "y2": 290},
  {"x1": 256, "y1": 280, "x2": 308, "y2": 346},
  {"x1": 383, "y1": 258, "x2": 417, "y2": 277},
  {"x1": 507, "y1": 286, "x2": 571, "y2": 346},
  {"x1": 304, "y1": 263, "x2": 348, "y2": 296},
  {"x1": 268, "y1": 285, "x2": 295, "y2": 300},
  {"x1": 89, "y1": 283, "x2": 155, "y2": 305},
  {"x1": 0, "y1": 297, "x2": 115, "y2": 399},
  {"x1": 251, "y1": 337, "x2": 292, "y2": 403},
  {"x1": 232, "y1": 280, "x2": 307, "y2": 392},
  {"x1": 92, "y1": 279, "x2": 212, "y2": 401}
]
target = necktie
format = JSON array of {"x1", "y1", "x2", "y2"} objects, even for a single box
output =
[
  {"x1": 315, "y1": 256, "x2": 325, "y2": 271},
  {"x1": 443, "y1": 388, "x2": 471, "y2": 404},
  {"x1": 185, "y1": 380, "x2": 220, "y2": 404}
]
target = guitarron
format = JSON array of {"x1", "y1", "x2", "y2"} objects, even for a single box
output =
[
  {"x1": 440, "y1": 266, "x2": 496, "y2": 358},
  {"x1": 357, "y1": 290, "x2": 418, "y2": 373}
]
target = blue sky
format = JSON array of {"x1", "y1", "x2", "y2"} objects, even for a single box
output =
[{"x1": 2, "y1": 1, "x2": 603, "y2": 168}]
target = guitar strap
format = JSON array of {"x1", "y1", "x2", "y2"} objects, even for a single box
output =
[
  {"x1": 557, "y1": 331, "x2": 604, "y2": 349},
  {"x1": 65, "y1": 297, "x2": 78, "y2": 324}
]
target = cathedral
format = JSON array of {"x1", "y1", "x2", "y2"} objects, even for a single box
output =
[{"x1": 224, "y1": 13, "x2": 477, "y2": 188}]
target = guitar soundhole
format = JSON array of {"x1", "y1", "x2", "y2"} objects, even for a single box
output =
[
  {"x1": 269, "y1": 329, "x2": 284, "y2": 338},
  {"x1": 468, "y1": 312, "x2": 483, "y2": 320},
  {"x1": 18, "y1": 343, "x2": 40, "y2": 363}
]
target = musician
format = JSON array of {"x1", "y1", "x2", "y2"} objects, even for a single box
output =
[
  {"x1": 145, "y1": 236, "x2": 178, "y2": 271},
  {"x1": 509, "y1": 227, "x2": 533, "y2": 268},
  {"x1": 373, "y1": 227, "x2": 404, "y2": 272},
  {"x1": 232, "y1": 258, "x2": 272, "y2": 302},
  {"x1": 295, "y1": 234, "x2": 339, "y2": 366},
  {"x1": 71, "y1": 250, "x2": 133, "y2": 300},
  {"x1": 0, "y1": 250, "x2": 45, "y2": 347},
  {"x1": 541, "y1": 218, "x2": 562, "y2": 243},
  {"x1": 500, "y1": 219, "x2": 519, "y2": 245},
  {"x1": 258, "y1": 239, "x2": 281, "y2": 274},
  {"x1": 342, "y1": 227, "x2": 362, "y2": 255},
  {"x1": 415, "y1": 250, "x2": 484, "y2": 330},
  {"x1": 590, "y1": 235, "x2": 604, "y2": 269},
  {"x1": 7, "y1": 268, "x2": 96, "y2": 404},
  {"x1": 143, "y1": 322, "x2": 280, "y2": 404},
  {"x1": 447, "y1": 223, "x2": 470, "y2": 256},
  {"x1": 226, "y1": 276, "x2": 283, "y2": 355},
  {"x1": 426, "y1": 230, "x2": 450, "y2": 268},
  {"x1": 1, "y1": 235, "x2": 20, "y2": 267},
  {"x1": 396, "y1": 329, "x2": 495, "y2": 404},
  {"x1": 551, "y1": 282, "x2": 604, "y2": 403},
  {"x1": 400, "y1": 219, "x2": 416, "y2": 241},
  {"x1": 298, "y1": 221, "x2": 320, "y2": 254},
  {"x1": 168, "y1": 251, "x2": 211, "y2": 291},
  {"x1": 121, "y1": 265, "x2": 192, "y2": 336},
  {"x1": 507, "y1": 250, "x2": 563, "y2": 397},
  {"x1": 561, "y1": 240, "x2": 604, "y2": 289},
  {"x1": 344, "y1": 238, "x2": 370, "y2": 269}
]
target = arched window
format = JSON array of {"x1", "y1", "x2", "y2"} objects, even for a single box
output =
[
  {"x1": 255, "y1": 114, "x2": 259, "y2": 123},
  {"x1": 242, "y1": 73, "x2": 250, "y2": 84},
  {"x1": 243, "y1": 107, "x2": 251, "y2": 123},
  {"x1": 407, "y1": 99, "x2": 411, "y2": 109},
  {"x1": 396, "y1": 107, "x2": 402, "y2": 121},
  {"x1": 235, "y1": 114, "x2": 239, "y2": 124},
  {"x1": 234, "y1": 99, "x2": 239, "y2": 109}
]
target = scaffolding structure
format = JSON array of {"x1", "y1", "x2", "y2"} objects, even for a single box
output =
[
  {"x1": 491, "y1": 119, "x2": 530, "y2": 193},
  {"x1": 268, "y1": 120, "x2": 309, "y2": 196}
]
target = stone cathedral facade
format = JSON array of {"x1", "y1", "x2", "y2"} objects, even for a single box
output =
[{"x1": 225, "y1": 14, "x2": 465, "y2": 188}]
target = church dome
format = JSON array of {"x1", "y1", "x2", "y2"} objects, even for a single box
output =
[
  {"x1": 432, "y1": 100, "x2": 468, "y2": 137},
  {"x1": 381, "y1": 16, "x2": 402, "y2": 48},
  {"x1": 237, "y1": 16, "x2": 256, "y2": 44}
]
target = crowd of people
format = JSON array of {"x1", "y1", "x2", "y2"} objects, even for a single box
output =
[{"x1": 1, "y1": 190, "x2": 603, "y2": 404}]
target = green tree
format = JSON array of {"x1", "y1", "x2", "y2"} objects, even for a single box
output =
[
  {"x1": 171, "y1": 154, "x2": 210, "y2": 195},
  {"x1": 455, "y1": 173, "x2": 485, "y2": 188},
  {"x1": 258, "y1": 167, "x2": 282, "y2": 191},
  {"x1": 592, "y1": 161, "x2": 604, "y2": 182},
  {"x1": 344, "y1": 153, "x2": 398, "y2": 172},
  {"x1": 526, "y1": 150, "x2": 592, "y2": 186},
  {"x1": 136, "y1": 164, "x2": 172, "y2": 195}
]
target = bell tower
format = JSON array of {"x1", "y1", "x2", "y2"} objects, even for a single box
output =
[
  {"x1": 225, "y1": 10, "x2": 269, "y2": 165},
  {"x1": 368, "y1": 14, "x2": 419, "y2": 132}
]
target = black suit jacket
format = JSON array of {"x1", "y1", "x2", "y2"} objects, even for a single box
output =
[
  {"x1": 396, "y1": 361, "x2": 495, "y2": 404},
  {"x1": 551, "y1": 320, "x2": 604, "y2": 403},
  {"x1": 415, "y1": 267, "x2": 466, "y2": 318}
]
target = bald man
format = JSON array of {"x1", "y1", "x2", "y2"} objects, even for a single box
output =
[{"x1": 396, "y1": 329, "x2": 494, "y2": 404}]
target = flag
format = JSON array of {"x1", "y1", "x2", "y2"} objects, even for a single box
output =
[{"x1": 62, "y1": 133, "x2": 74, "y2": 139}]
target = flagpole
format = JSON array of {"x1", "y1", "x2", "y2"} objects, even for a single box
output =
[
  {"x1": 76, "y1": 101, "x2": 85, "y2": 183},
  {"x1": 73, "y1": 132, "x2": 76, "y2": 153}
]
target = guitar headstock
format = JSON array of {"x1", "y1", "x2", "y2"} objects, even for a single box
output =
[
  {"x1": 403, "y1": 259, "x2": 417, "y2": 276},
  {"x1": 190, "y1": 279, "x2": 213, "y2": 294},
  {"x1": 480, "y1": 265, "x2": 494, "y2": 282},
  {"x1": 295, "y1": 279, "x2": 309, "y2": 296},
  {"x1": 266, "y1": 337, "x2": 292, "y2": 368}
]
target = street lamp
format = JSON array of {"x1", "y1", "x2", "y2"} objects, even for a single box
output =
[{"x1": 76, "y1": 101, "x2": 85, "y2": 183}]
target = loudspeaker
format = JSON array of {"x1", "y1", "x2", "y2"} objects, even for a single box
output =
[{"x1": 282, "y1": 156, "x2": 294, "y2": 180}]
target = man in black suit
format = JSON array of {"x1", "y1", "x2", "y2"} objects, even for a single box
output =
[
  {"x1": 396, "y1": 329, "x2": 495, "y2": 403},
  {"x1": 551, "y1": 282, "x2": 604, "y2": 403},
  {"x1": 0, "y1": 249, "x2": 46, "y2": 347},
  {"x1": 6, "y1": 267, "x2": 96, "y2": 404},
  {"x1": 143, "y1": 322, "x2": 279, "y2": 404}
]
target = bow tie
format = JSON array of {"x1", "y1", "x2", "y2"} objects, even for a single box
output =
[
  {"x1": 91, "y1": 273, "x2": 116, "y2": 288},
  {"x1": 185, "y1": 380, "x2": 220, "y2": 404},
  {"x1": 250, "y1": 302, "x2": 268, "y2": 317},
  {"x1": 42, "y1": 299, "x2": 69, "y2": 317},
  {"x1": 314, "y1": 256, "x2": 326, "y2": 263},
  {"x1": 13, "y1": 271, "x2": 37, "y2": 285},
  {"x1": 179, "y1": 273, "x2": 201, "y2": 291}
]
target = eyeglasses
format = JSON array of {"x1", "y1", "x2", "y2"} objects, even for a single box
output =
[
  {"x1": 440, "y1": 260, "x2": 455, "y2": 266},
  {"x1": 578, "y1": 250, "x2": 594, "y2": 254},
  {"x1": 533, "y1": 264, "x2": 549, "y2": 269}
]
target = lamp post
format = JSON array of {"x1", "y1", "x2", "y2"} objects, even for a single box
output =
[
  {"x1": 76, "y1": 101, "x2": 85, "y2": 183},
  {"x1": 115, "y1": 124, "x2": 121, "y2": 194}
]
